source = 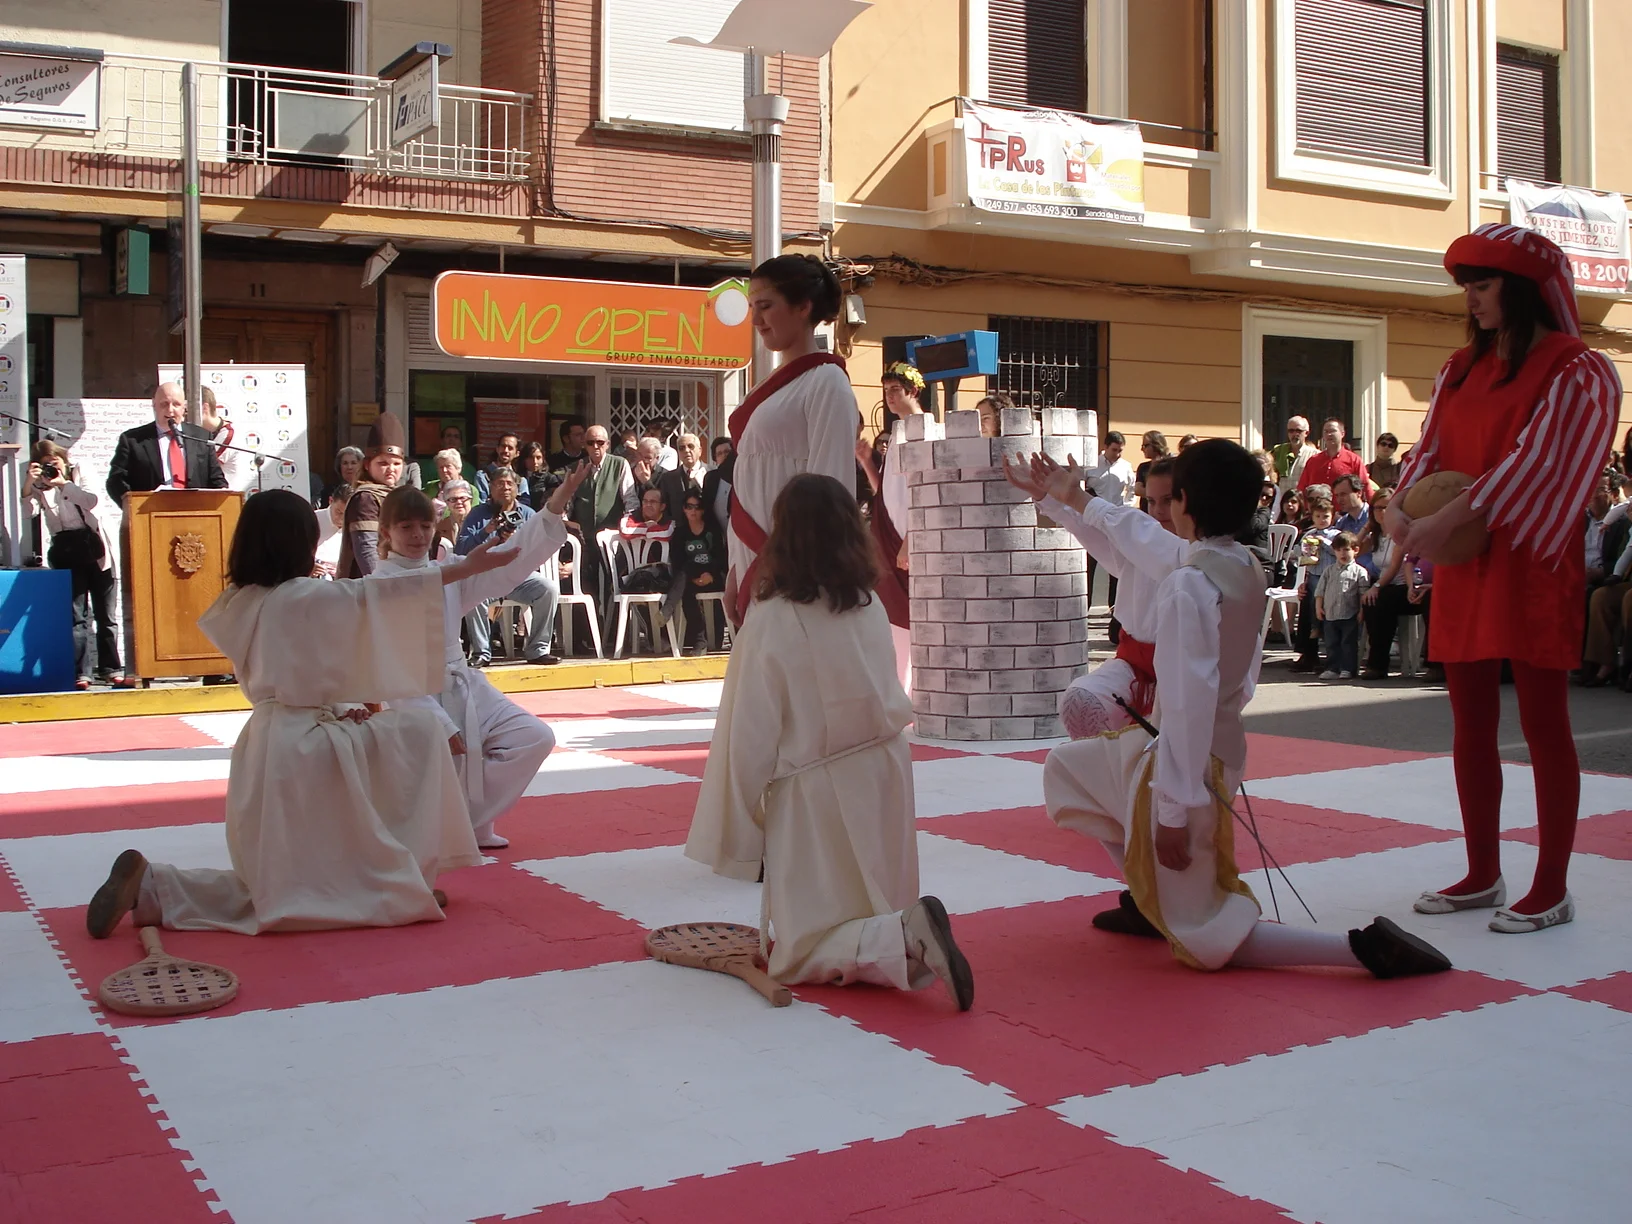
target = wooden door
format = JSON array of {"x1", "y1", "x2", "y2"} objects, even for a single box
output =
[{"x1": 200, "y1": 310, "x2": 336, "y2": 483}]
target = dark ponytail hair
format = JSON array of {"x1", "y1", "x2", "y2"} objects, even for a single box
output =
[
  {"x1": 750, "y1": 254, "x2": 842, "y2": 325},
  {"x1": 1450, "y1": 264, "x2": 1560, "y2": 387}
]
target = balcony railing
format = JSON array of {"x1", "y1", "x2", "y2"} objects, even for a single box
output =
[{"x1": 4, "y1": 53, "x2": 531, "y2": 183}]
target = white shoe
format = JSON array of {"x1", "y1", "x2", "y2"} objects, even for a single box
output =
[
  {"x1": 1339, "y1": 671, "x2": 1354, "y2": 679},
  {"x1": 1414, "y1": 878, "x2": 1505, "y2": 914},
  {"x1": 1318, "y1": 670, "x2": 1340, "y2": 680},
  {"x1": 474, "y1": 823, "x2": 509, "y2": 850},
  {"x1": 1489, "y1": 894, "x2": 1574, "y2": 933},
  {"x1": 902, "y1": 896, "x2": 974, "y2": 1011}
]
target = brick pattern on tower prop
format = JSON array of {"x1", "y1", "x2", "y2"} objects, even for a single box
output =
[{"x1": 900, "y1": 406, "x2": 1099, "y2": 741}]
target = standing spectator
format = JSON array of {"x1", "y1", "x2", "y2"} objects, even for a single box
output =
[
  {"x1": 519, "y1": 441, "x2": 561, "y2": 510},
  {"x1": 644, "y1": 420, "x2": 679, "y2": 471},
  {"x1": 1133, "y1": 430, "x2": 1169, "y2": 509},
  {"x1": 1271, "y1": 416, "x2": 1318, "y2": 493},
  {"x1": 106, "y1": 382, "x2": 228, "y2": 503},
  {"x1": 1370, "y1": 432, "x2": 1402, "y2": 489},
  {"x1": 419, "y1": 425, "x2": 477, "y2": 488},
  {"x1": 709, "y1": 437, "x2": 733, "y2": 469},
  {"x1": 338, "y1": 414, "x2": 407, "y2": 579},
  {"x1": 1584, "y1": 475, "x2": 1615, "y2": 584},
  {"x1": 549, "y1": 417, "x2": 587, "y2": 471},
  {"x1": 631, "y1": 438, "x2": 663, "y2": 500},
  {"x1": 1298, "y1": 417, "x2": 1370, "y2": 494},
  {"x1": 1290, "y1": 495, "x2": 1339, "y2": 673},
  {"x1": 703, "y1": 440, "x2": 735, "y2": 536},
  {"x1": 973, "y1": 391, "x2": 1017, "y2": 439},
  {"x1": 1361, "y1": 488, "x2": 1428, "y2": 678},
  {"x1": 322, "y1": 446, "x2": 364, "y2": 506},
  {"x1": 483, "y1": 433, "x2": 525, "y2": 504},
  {"x1": 455, "y1": 468, "x2": 561, "y2": 666},
  {"x1": 1177, "y1": 433, "x2": 1200, "y2": 452},
  {"x1": 1315, "y1": 531, "x2": 1371, "y2": 679},
  {"x1": 569, "y1": 425, "x2": 639, "y2": 601},
  {"x1": 24, "y1": 441, "x2": 130, "y2": 689},
  {"x1": 657, "y1": 433, "x2": 708, "y2": 519},
  {"x1": 671, "y1": 489, "x2": 727, "y2": 654},
  {"x1": 615, "y1": 428, "x2": 640, "y2": 464},
  {"x1": 1333, "y1": 473, "x2": 1370, "y2": 535},
  {"x1": 1086, "y1": 430, "x2": 1135, "y2": 642}
]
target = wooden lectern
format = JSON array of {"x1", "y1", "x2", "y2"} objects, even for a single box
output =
[{"x1": 122, "y1": 490, "x2": 244, "y2": 678}]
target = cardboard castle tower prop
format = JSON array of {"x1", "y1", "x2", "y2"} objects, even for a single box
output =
[{"x1": 896, "y1": 406, "x2": 1098, "y2": 741}]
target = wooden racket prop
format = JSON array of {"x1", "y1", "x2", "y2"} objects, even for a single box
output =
[
  {"x1": 645, "y1": 922, "x2": 791, "y2": 1007},
  {"x1": 1401, "y1": 470, "x2": 1489, "y2": 565},
  {"x1": 97, "y1": 927, "x2": 239, "y2": 1018}
]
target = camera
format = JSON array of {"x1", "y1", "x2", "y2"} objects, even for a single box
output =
[
  {"x1": 39, "y1": 461, "x2": 60, "y2": 479},
  {"x1": 495, "y1": 508, "x2": 525, "y2": 537}
]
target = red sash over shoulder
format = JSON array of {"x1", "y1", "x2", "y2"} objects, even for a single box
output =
[
  {"x1": 727, "y1": 352, "x2": 846, "y2": 622},
  {"x1": 868, "y1": 490, "x2": 911, "y2": 630}
]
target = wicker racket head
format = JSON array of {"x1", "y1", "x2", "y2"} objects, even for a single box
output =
[
  {"x1": 646, "y1": 921, "x2": 760, "y2": 970},
  {"x1": 97, "y1": 927, "x2": 239, "y2": 1018},
  {"x1": 1400, "y1": 470, "x2": 1489, "y2": 565}
]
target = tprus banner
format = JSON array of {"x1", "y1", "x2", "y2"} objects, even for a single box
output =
[
  {"x1": 159, "y1": 364, "x2": 313, "y2": 501},
  {"x1": 962, "y1": 100, "x2": 1144, "y2": 224},
  {"x1": 1506, "y1": 178, "x2": 1631, "y2": 293}
]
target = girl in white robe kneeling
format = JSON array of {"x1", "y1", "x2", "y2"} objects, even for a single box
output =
[
  {"x1": 86, "y1": 489, "x2": 521, "y2": 937},
  {"x1": 372, "y1": 466, "x2": 588, "y2": 849},
  {"x1": 685, "y1": 473, "x2": 974, "y2": 1009}
]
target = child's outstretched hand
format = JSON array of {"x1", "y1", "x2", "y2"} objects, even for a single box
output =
[{"x1": 440, "y1": 536, "x2": 519, "y2": 586}]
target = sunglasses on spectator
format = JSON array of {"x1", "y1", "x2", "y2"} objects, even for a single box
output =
[
  {"x1": 684, "y1": 501, "x2": 703, "y2": 510},
  {"x1": 586, "y1": 439, "x2": 609, "y2": 447}
]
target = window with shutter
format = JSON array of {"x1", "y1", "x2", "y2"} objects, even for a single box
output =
[
  {"x1": 601, "y1": 0, "x2": 744, "y2": 132},
  {"x1": 1496, "y1": 45, "x2": 1560, "y2": 184},
  {"x1": 1293, "y1": 0, "x2": 1428, "y2": 167},
  {"x1": 987, "y1": 0, "x2": 1086, "y2": 113},
  {"x1": 1273, "y1": 0, "x2": 1452, "y2": 199}
]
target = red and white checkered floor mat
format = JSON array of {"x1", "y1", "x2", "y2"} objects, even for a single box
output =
[{"x1": 3, "y1": 680, "x2": 1629, "y2": 1223}]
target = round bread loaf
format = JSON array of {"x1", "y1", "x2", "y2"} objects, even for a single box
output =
[{"x1": 1400, "y1": 470, "x2": 1490, "y2": 565}]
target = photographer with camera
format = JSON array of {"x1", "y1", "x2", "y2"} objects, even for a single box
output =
[
  {"x1": 23, "y1": 440, "x2": 132, "y2": 690},
  {"x1": 454, "y1": 467, "x2": 561, "y2": 667}
]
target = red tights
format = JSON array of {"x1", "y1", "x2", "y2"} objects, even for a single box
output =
[{"x1": 1440, "y1": 660, "x2": 1578, "y2": 914}]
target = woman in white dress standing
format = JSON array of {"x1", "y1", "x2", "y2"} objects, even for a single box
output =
[{"x1": 722, "y1": 255, "x2": 860, "y2": 626}]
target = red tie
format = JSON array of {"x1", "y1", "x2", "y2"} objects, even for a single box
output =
[{"x1": 168, "y1": 429, "x2": 187, "y2": 489}]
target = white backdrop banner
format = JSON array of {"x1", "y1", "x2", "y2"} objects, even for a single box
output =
[
  {"x1": 158, "y1": 364, "x2": 312, "y2": 500},
  {"x1": 962, "y1": 100, "x2": 1144, "y2": 223},
  {"x1": 1506, "y1": 178, "x2": 1631, "y2": 294}
]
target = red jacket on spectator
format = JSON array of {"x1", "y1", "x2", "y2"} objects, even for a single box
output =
[
  {"x1": 1298, "y1": 446, "x2": 1369, "y2": 494},
  {"x1": 619, "y1": 512, "x2": 676, "y2": 543}
]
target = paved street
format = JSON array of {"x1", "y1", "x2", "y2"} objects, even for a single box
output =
[{"x1": 2, "y1": 677, "x2": 1629, "y2": 1223}]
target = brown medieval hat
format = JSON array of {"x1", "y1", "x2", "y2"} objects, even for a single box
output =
[{"x1": 366, "y1": 412, "x2": 406, "y2": 458}]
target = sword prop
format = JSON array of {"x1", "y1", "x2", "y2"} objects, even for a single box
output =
[{"x1": 1112, "y1": 695, "x2": 1315, "y2": 924}]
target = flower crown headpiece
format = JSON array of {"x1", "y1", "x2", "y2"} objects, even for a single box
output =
[{"x1": 884, "y1": 361, "x2": 925, "y2": 391}]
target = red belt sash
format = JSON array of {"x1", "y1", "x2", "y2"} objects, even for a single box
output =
[
  {"x1": 726, "y1": 351, "x2": 847, "y2": 623},
  {"x1": 1115, "y1": 633, "x2": 1157, "y2": 716}
]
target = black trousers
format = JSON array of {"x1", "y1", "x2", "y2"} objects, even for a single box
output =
[
  {"x1": 1292, "y1": 587, "x2": 1322, "y2": 662},
  {"x1": 1364, "y1": 584, "x2": 1430, "y2": 673},
  {"x1": 65, "y1": 562, "x2": 120, "y2": 679}
]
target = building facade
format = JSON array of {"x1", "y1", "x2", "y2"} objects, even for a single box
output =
[
  {"x1": 0, "y1": 0, "x2": 824, "y2": 484},
  {"x1": 827, "y1": 0, "x2": 1632, "y2": 463}
]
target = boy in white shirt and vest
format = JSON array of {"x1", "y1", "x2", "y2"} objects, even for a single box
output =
[{"x1": 1007, "y1": 441, "x2": 1452, "y2": 978}]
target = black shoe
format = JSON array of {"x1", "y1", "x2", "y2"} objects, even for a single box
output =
[
  {"x1": 471, "y1": 655, "x2": 491, "y2": 668},
  {"x1": 904, "y1": 896, "x2": 975, "y2": 1012},
  {"x1": 1289, "y1": 657, "x2": 1319, "y2": 674},
  {"x1": 87, "y1": 849, "x2": 148, "y2": 938},
  {"x1": 527, "y1": 653, "x2": 562, "y2": 666},
  {"x1": 201, "y1": 674, "x2": 236, "y2": 687},
  {"x1": 1091, "y1": 890, "x2": 1164, "y2": 939},
  {"x1": 1348, "y1": 916, "x2": 1453, "y2": 979}
]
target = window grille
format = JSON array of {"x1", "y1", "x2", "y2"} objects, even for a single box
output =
[
  {"x1": 608, "y1": 376, "x2": 718, "y2": 446},
  {"x1": 986, "y1": 316, "x2": 1106, "y2": 415}
]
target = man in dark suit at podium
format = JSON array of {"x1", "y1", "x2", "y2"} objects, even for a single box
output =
[{"x1": 106, "y1": 383, "x2": 228, "y2": 502}]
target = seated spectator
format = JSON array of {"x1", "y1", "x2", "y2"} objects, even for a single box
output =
[
  {"x1": 671, "y1": 490, "x2": 727, "y2": 655},
  {"x1": 1369, "y1": 433, "x2": 1401, "y2": 489},
  {"x1": 1585, "y1": 475, "x2": 1616, "y2": 587},
  {"x1": 1289, "y1": 495, "x2": 1338, "y2": 674},
  {"x1": 1333, "y1": 473, "x2": 1370, "y2": 536},
  {"x1": 424, "y1": 447, "x2": 467, "y2": 499},
  {"x1": 313, "y1": 483, "x2": 351, "y2": 578},
  {"x1": 621, "y1": 487, "x2": 676, "y2": 543},
  {"x1": 455, "y1": 468, "x2": 560, "y2": 666},
  {"x1": 1275, "y1": 489, "x2": 1304, "y2": 528},
  {"x1": 418, "y1": 425, "x2": 477, "y2": 489}
]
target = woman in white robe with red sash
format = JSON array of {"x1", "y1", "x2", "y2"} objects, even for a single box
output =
[{"x1": 723, "y1": 256, "x2": 861, "y2": 626}]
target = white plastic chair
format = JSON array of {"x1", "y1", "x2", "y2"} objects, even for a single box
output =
[
  {"x1": 1260, "y1": 523, "x2": 1302, "y2": 649},
  {"x1": 549, "y1": 532, "x2": 603, "y2": 659},
  {"x1": 602, "y1": 533, "x2": 682, "y2": 659},
  {"x1": 674, "y1": 587, "x2": 733, "y2": 655}
]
